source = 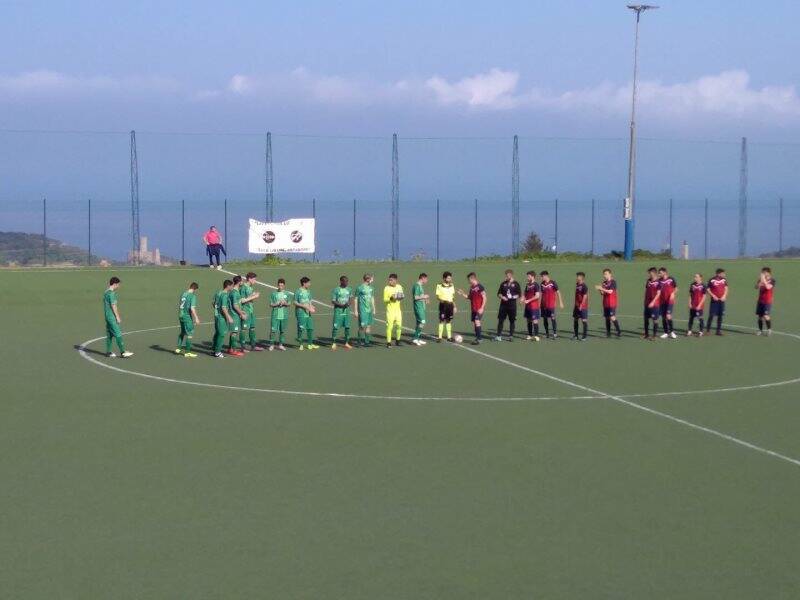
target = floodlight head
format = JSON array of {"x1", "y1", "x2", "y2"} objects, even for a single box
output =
[{"x1": 627, "y1": 4, "x2": 660, "y2": 12}]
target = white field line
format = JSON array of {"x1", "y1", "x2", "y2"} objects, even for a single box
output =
[{"x1": 220, "y1": 270, "x2": 800, "y2": 469}]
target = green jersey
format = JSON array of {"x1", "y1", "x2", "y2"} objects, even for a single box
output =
[
  {"x1": 240, "y1": 283, "x2": 255, "y2": 314},
  {"x1": 179, "y1": 291, "x2": 197, "y2": 319},
  {"x1": 412, "y1": 282, "x2": 426, "y2": 312},
  {"x1": 228, "y1": 287, "x2": 243, "y2": 316},
  {"x1": 270, "y1": 290, "x2": 291, "y2": 320},
  {"x1": 295, "y1": 287, "x2": 312, "y2": 315},
  {"x1": 331, "y1": 286, "x2": 352, "y2": 313},
  {"x1": 356, "y1": 283, "x2": 374, "y2": 314},
  {"x1": 213, "y1": 290, "x2": 228, "y2": 317},
  {"x1": 103, "y1": 289, "x2": 118, "y2": 322}
]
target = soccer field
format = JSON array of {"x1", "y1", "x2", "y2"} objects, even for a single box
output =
[{"x1": 2, "y1": 258, "x2": 800, "y2": 598}]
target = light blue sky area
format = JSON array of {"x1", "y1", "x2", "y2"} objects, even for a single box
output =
[{"x1": 0, "y1": 1, "x2": 798, "y2": 258}]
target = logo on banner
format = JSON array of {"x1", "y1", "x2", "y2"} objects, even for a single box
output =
[
  {"x1": 290, "y1": 230, "x2": 303, "y2": 243},
  {"x1": 262, "y1": 230, "x2": 276, "y2": 244}
]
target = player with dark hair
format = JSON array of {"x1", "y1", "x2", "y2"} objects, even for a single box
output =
[
  {"x1": 687, "y1": 273, "x2": 706, "y2": 337},
  {"x1": 212, "y1": 279, "x2": 234, "y2": 358},
  {"x1": 657, "y1": 267, "x2": 678, "y2": 339},
  {"x1": 295, "y1": 276, "x2": 319, "y2": 350},
  {"x1": 412, "y1": 273, "x2": 429, "y2": 345},
  {"x1": 383, "y1": 273, "x2": 404, "y2": 347},
  {"x1": 268, "y1": 278, "x2": 290, "y2": 351},
  {"x1": 354, "y1": 274, "x2": 376, "y2": 347},
  {"x1": 226, "y1": 275, "x2": 248, "y2": 355},
  {"x1": 240, "y1": 272, "x2": 263, "y2": 351},
  {"x1": 572, "y1": 272, "x2": 589, "y2": 341},
  {"x1": 539, "y1": 271, "x2": 563, "y2": 339},
  {"x1": 595, "y1": 268, "x2": 621, "y2": 338},
  {"x1": 436, "y1": 271, "x2": 456, "y2": 343},
  {"x1": 496, "y1": 269, "x2": 521, "y2": 341},
  {"x1": 176, "y1": 282, "x2": 200, "y2": 357},
  {"x1": 643, "y1": 267, "x2": 662, "y2": 340},
  {"x1": 330, "y1": 275, "x2": 353, "y2": 350},
  {"x1": 522, "y1": 270, "x2": 541, "y2": 341},
  {"x1": 103, "y1": 277, "x2": 133, "y2": 358},
  {"x1": 706, "y1": 268, "x2": 728, "y2": 336},
  {"x1": 756, "y1": 267, "x2": 776, "y2": 336},
  {"x1": 458, "y1": 272, "x2": 486, "y2": 344}
]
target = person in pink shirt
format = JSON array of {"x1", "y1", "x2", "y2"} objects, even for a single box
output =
[{"x1": 203, "y1": 225, "x2": 224, "y2": 269}]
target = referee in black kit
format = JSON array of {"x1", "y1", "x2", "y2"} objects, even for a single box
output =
[{"x1": 495, "y1": 269, "x2": 521, "y2": 341}]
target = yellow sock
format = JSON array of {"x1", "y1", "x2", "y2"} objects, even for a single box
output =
[
  {"x1": 386, "y1": 323, "x2": 393, "y2": 341},
  {"x1": 438, "y1": 323, "x2": 444, "y2": 338},
  {"x1": 446, "y1": 323, "x2": 452, "y2": 338},
  {"x1": 395, "y1": 325, "x2": 402, "y2": 341}
]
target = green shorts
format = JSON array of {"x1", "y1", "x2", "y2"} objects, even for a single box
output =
[
  {"x1": 105, "y1": 319, "x2": 122, "y2": 338},
  {"x1": 179, "y1": 316, "x2": 195, "y2": 337},
  {"x1": 414, "y1": 306, "x2": 427, "y2": 325},
  {"x1": 333, "y1": 310, "x2": 351, "y2": 329},
  {"x1": 296, "y1": 313, "x2": 313, "y2": 331},
  {"x1": 358, "y1": 311, "x2": 374, "y2": 327},
  {"x1": 244, "y1": 310, "x2": 256, "y2": 330},
  {"x1": 270, "y1": 315, "x2": 287, "y2": 333},
  {"x1": 229, "y1": 315, "x2": 241, "y2": 333},
  {"x1": 214, "y1": 315, "x2": 229, "y2": 335}
]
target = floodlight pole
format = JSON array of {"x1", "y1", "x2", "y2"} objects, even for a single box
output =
[{"x1": 623, "y1": 4, "x2": 658, "y2": 261}]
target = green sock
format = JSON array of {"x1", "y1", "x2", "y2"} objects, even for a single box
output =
[
  {"x1": 307, "y1": 328, "x2": 314, "y2": 344},
  {"x1": 331, "y1": 327, "x2": 338, "y2": 343},
  {"x1": 344, "y1": 328, "x2": 350, "y2": 343},
  {"x1": 249, "y1": 328, "x2": 257, "y2": 346},
  {"x1": 116, "y1": 335, "x2": 125, "y2": 353},
  {"x1": 365, "y1": 332, "x2": 371, "y2": 344},
  {"x1": 106, "y1": 335, "x2": 113, "y2": 354},
  {"x1": 185, "y1": 338, "x2": 192, "y2": 352},
  {"x1": 414, "y1": 325, "x2": 422, "y2": 340},
  {"x1": 177, "y1": 334, "x2": 184, "y2": 349}
]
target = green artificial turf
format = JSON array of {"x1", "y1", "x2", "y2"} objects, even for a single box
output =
[{"x1": 1, "y1": 258, "x2": 799, "y2": 599}]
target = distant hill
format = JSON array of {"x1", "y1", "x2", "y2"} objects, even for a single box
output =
[
  {"x1": 760, "y1": 246, "x2": 800, "y2": 258},
  {"x1": 0, "y1": 231, "x2": 105, "y2": 266}
]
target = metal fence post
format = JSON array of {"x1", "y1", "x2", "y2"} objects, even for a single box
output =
[
  {"x1": 43, "y1": 197, "x2": 47, "y2": 266},
  {"x1": 779, "y1": 197, "x2": 784, "y2": 253},
  {"x1": 181, "y1": 199, "x2": 186, "y2": 264},
  {"x1": 87, "y1": 198, "x2": 92, "y2": 266},
  {"x1": 435, "y1": 198, "x2": 440, "y2": 261},
  {"x1": 668, "y1": 198, "x2": 673, "y2": 256},
  {"x1": 590, "y1": 199, "x2": 596, "y2": 255},
  {"x1": 353, "y1": 198, "x2": 357, "y2": 259},
  {"x1": 312, "y1": 198, "x2": 317, "y2": 263},
  {"x1": 554, "y1": 198, "x2": 559, "y2": 255},
  {"x1": 473, "y1": 198, "x2": 478, "y2": 261},
  {"x1": 704, "y1": 198, "x2": 709, "y2": 259}
]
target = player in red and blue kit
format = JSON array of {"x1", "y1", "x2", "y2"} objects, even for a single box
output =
[
  {"x1": 755, "y1": 267, "x2": 775, "y2": 336},
  {"x1": 643, "y1": 267, "x2": 662, "y2": 340},
  {"x1": 706, "y1": 268, "x2": 728, "y2": 335},
  {"x1": 458, "y1": 272, "x2": 487, "y2": 344},
  {"x1": 595, "y1": 268, "x2": 621, "y2": 337},
  {"x1": 539, "y1": 271, "x2": 564, "y2": 339},
  {"x1": 687, "y1": 273, "x2": 707, "y2": 336},
  {"x1": 523, "y1": 271, "x2": 541, "y2": 341},
  {"x1": 572, "y1": 272, "x2": 589, "y2": 341},
  {"x1": 657, "y1": 267, "x2": 678, "y2": 339}
]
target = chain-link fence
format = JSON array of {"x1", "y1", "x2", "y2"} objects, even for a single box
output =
[{"x1": 1, "y1": 130, "x2": 798, "y2": 264}]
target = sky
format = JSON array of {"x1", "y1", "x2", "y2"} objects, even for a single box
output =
[
  {"x1": 1, "y1": 0, "x2": 800, "y2": 138},
  {"x1": 0, "y1": 0, "x2": 799, "y2": 260}
]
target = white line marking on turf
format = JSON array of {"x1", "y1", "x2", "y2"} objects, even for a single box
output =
[{"x1": 220, "y1": 270, "x2": 800, "y2": 468}]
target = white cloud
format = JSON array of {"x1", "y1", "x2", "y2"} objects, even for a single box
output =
[
  {"x1": 2, "y1": 68, "x2": 799, "y2": 122},
  {"x1": 0, "y1": 69, "x2": 180, "y2": 97}
]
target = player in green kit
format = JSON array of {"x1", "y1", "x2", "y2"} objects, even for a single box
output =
[
  {"x1": 294, "y1": 276, "x2": 319, "y2": 350},
  {"x1": 212, "y1": 279, "x2": 234, "y2": 358},
  {"x1": 268, "y1": 278, "x2": 291, "y2": 351},
  {"x1": 175, "y1": 282, "x2": 200, "y2": 358},
  {"x1": 227, "y1": 276, "x2": 247, "y2": 356},
  {"x1": 240, "y1": 272, "x2": 263, "y2": 351},
  {"x1": 354, "y1": 273, "x2": 376, "y2": 347},
  {"x1": 330, "y1": 275, "x2": 354, "y2": 350},
  {"x1": 103, "y1": 276, "x2": 133, "y2": 358},
  {"x1": 412, "y1": 273, "x2": 429, "y2": 345}
]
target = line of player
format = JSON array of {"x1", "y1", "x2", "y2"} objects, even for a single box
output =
[{"x1": 100, "y1": 265, "x2": 776, "y2": 359}]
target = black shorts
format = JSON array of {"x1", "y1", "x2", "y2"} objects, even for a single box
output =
[
  {"x1": 573, "y1": 308, "x2": 588, "y2": 320},
  {"x1": 498, "y1": 303, "x2": 517, "y2": 321},
  {"x1": 644, "y1": 306, "x2": 660, "y2": 320},
  {"x1": 471, "y1": 310, "x2": 483, "y2": 322},
  {"x1": 439, "y1": 301, "x2": 454, "y2": 322},
  {"x1": 756, "y1": 302, "x2": 772, "y2": 317},
  {"x1": 524, "y1": 306, "x2": 540, "y2": 321},
  {"x1": 689, "y1": 308, "x2": 703, "y2": 318},
  {"x1": 541, "y1": 307, "x2": 556, "y2": 319},
  {"x1": 709, "y1": 300, "x2": 725, "y2": 317},
  {"x1": 603, "y1": 307, "x2": 616, "y2": 318}
]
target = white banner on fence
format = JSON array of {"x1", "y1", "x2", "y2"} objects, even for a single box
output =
[{"x1": 248, "y1": 218, "x2": 316, "y2": 254}]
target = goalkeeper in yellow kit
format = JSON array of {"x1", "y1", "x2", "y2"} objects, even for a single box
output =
[{"x1": 383, "y1": 273, "x2": 404, "y2": 347}]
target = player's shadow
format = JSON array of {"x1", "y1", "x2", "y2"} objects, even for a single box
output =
[{"x1": 73, "y1": 344, "x2": 106, "y2": 356}]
